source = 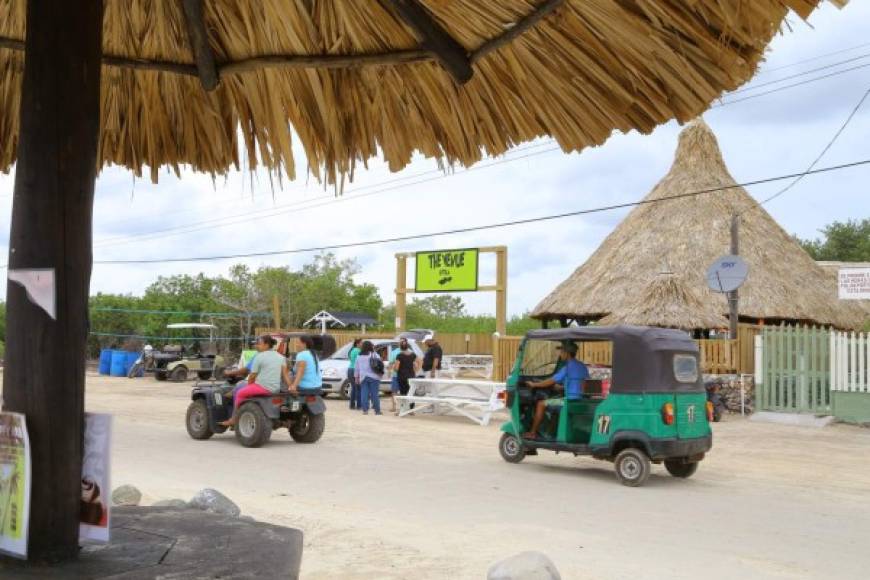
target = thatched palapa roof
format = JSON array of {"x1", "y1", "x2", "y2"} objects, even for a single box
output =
[
  {"x1": 598, "y1": 273, "x2": 729, "y2": 330},
  {"x1": 532, "y1": 119, "x2": 862, "y2": 330},
  {"x1": 817, "y1": 262, "x2": 870, "y2": 325},
  {"x1": 0, "y1": 0, "x2": 843, "y2": 184}
]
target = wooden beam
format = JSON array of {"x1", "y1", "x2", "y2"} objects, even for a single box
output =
[
  {"x1": 472, "y1": 0, "x2": 565, "y2": 63},
  {"x1": 383, "y1": 0, "x2": 473, "y2": 84},
  {"x1": 220, "y1": 49, "x2": 430, "y2": 75},
  {"x1": 181, "y1": 0, "x2": 219, "y2": 90},
  {"x1": 3, "y1": 0, "x2": 103, "y2": 563}
]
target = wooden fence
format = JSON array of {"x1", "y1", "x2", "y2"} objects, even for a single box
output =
[
  {"x1": 759, "y1": 326, "x2": 831, "y2": 414},
  {"x1": 830, "y1": 331, "x2": 869, "y2": 393}
]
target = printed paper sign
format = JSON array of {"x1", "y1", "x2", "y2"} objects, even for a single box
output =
[
  {"x1": 80, "y1": 413, "x2": 112, "y2": 543},
  {"x1": 838, "y1": 268, "x2": 870, "y2": 300},
  {"x1": 0, "y1": 412, "x2": 31, "y2": 559},
  {"x1": 415, "y1": 249, "x2": 479, "y2": 293},
  {"x1": 7, "y1": 268, "x2": 56, "y2": 319}
]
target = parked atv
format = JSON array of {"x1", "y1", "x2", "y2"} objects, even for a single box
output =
[{"x1": 185, "y1": 377, "x2": 326, "y2": 448}]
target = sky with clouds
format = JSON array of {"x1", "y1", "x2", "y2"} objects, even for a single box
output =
[{"x1": 1, "y1": 2, "x2": 868, "y2": 319}]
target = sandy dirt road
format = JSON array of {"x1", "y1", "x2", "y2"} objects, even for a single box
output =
[{"x1": 13, "y1": 374, "x2": 870, "y2": 579}]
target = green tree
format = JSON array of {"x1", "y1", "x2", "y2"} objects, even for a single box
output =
[{"x1": 797, "y1": 219, "x2": 870, "y2": 262}]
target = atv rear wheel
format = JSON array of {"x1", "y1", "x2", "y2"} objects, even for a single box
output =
[
  {"x1": 614, "y1": 448, "x2": 651, "y2": 487},
  {"x1": 170, "y1": 366, "x2": 188, "y2": 382},
  {"x1": 186, "y1": 400, "x2": 213, "y2": 440},
  {"x1": 664, "y1": 459, "x2": 699, "y2": 479},
  {"x1": 235, "y1": 404, "x2": 271, "y2": 447},
  {"x1": 197, "y1": 371, "x2": 213, "y2": 381},
  {"x1": 290, "y1": 411, "x2": 325, "y2": 443}
]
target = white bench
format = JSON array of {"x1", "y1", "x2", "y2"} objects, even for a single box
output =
[
  {"x1": 440, "y1": 355, "x2": 494, "y2": 380},
  {"x1": 395, "y1": 378, "x2": 506, "y2": 426}
]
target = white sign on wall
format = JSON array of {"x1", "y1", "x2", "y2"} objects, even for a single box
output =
[{"x1": 838, "y1": 268, "x2": 870, "y2": 300}]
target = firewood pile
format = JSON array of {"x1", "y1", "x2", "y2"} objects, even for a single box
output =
[{"x1": 705, "y1": 374, "x2": 754, "y2": 414}]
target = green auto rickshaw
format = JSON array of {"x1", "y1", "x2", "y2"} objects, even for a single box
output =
[{"x1": 499, "y1": 326, "x2": 712, "y2": 486}]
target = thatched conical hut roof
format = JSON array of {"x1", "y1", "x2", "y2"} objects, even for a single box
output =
[
  {"x1": 532, "y1": 119, "x2": 859, "y2": 329},
  {"x1": 0, "y1": 1, "x2": 844, "y2": 185},
  {"x1": 598, "y1": 272, "x2": 729, "y2": 330}
]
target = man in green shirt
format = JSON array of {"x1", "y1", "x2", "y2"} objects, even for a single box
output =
[{"x1": 348, "y1": 339, "x2": 362, "y2": 410}]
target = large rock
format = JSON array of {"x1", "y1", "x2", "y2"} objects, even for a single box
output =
[
  {"x1": 153, "y1": 499, "x2": 188, "y2": 508},
  {"x1": 111, "y1": 484, "x2": 142, "y2": 507},
  {"x1": 487, "y1": 551, "x2": 561, "y2": 580},
  {"x1": 188, "y1": 488, "x2": 241, "y2": 517}
]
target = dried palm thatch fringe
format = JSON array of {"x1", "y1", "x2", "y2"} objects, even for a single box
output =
[
  {"x1": 531, "y1": 119, "x2": 866, "y2": 331},
  {"x1": 816, "y1": 262, "x2": 870, "y2": 320},
  {"x1": 0, "y1": 0, "x2": 846, "y2": 184},
  {"x1": 598, "y1": 272, "x2": 729, "y2": 330}
]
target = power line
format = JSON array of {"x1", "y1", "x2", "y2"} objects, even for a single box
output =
[
  {"x1": 727, "y1": 53, "x2": 870, "y2": 96},
  {"x1": 755, "y1": 41, "x2": 870, "y2": 75},
  {"x1": 714, "y1": 62, "x2": 870, "y2": 107},
  {"x1": 80, "y1": 158, "x2": 870, "y2": 266},
  {"x1": 755, "y1": 87, "x2": 870, "y2": 208}
]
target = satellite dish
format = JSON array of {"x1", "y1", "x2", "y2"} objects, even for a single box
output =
[{"x1": 706, "y1": 255, "x2": 749, "y2": 293}]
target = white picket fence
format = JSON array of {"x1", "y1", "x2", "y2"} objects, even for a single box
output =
[{"x1": 830, "y1": 331, "x2": 869, "y2": 393}]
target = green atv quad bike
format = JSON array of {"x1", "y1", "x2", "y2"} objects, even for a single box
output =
[{"x1": 499, "y1": 326, "x2": 713, "y2": 487}]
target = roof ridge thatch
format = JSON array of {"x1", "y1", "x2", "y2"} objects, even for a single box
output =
[
  {"x1": 532, "y1": 119, "x2": 865, "y2": 330},
  {"x1": 0, "y1": 0, "x2": 844, "y2": 185}
]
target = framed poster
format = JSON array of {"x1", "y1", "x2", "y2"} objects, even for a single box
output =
[
  {"x1": 80, "y1": 413, "x2": 112, "y2": 543},
  {"x1": 0, "y1": 412, "x2": 30, "y2": 559},
  {"x1": 415, "y1": 248, "x2": 479, "y2": 293}
]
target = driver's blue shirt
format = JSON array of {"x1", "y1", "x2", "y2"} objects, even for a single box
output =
[{"x1": 553, "y1": 359, "x2": 589, "y2": 400}]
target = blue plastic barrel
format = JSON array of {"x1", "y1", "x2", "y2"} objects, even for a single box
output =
[
  {"x1": 98, "y1": 349, "x2": 113, "y2": 375},
  {"x1": 109, "y1": 350, "x2": 127, "y2": 377},
  {"x1": 125, "y1": 351, "x2": 141, "y2": 376}
]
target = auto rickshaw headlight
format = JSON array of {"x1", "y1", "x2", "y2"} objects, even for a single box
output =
[
  {"x1": 705, "y1": 401, "x2": 714, "y2": 422},
  {"x1": 661, "y1": 402, "x2": 675, "y2": 426}
]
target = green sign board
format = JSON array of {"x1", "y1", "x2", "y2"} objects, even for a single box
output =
[{"x1": 415, "y1": 249, "x2": 479, "y2": 293}]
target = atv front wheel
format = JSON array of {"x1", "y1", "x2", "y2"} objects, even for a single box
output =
[
  {"x1": 664, "y1": 459, "x2": 699, "y2": 479},
  {"x1": 235, "y1": 404, "x2": 271, "y2": 448},
  {"x1": 499, "y1": 433, "x2": 526, "y2": 464},
  {"x1": 155, "y1": 372, "x2": 167, "y2": 382},
  {"x1": 170, "y1": 366, "x2": 188, "y2": 382},
  {"x1": 186, "y1": 400, "x2": 213, "y2": 440},
  {"x1": 614, "y1": 448, "x2": 651, "y2": 487},
  {"x1": 290, "y1": 411, "x2": 325, "y2": 443}
]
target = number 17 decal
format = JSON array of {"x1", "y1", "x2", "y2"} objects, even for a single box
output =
[{"x1": 597, "y1": 414, "x2": 611, "y2": 434}]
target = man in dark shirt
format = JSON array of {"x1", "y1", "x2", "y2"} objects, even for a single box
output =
[{"x1": 422, "y1": 336, "x2": 442, "y2": 378}]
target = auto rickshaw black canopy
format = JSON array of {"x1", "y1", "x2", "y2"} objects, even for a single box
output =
[{"x1": 525, "y1": 325, "x2": 703, "y2": 394}]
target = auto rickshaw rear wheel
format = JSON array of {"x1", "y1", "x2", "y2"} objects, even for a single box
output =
[
  {"x1": 186, "y1": 399, "x2": 213, "y2": 440},
  {"x1": 614, "y1": 448, "x2": 651, "y2": 487},
  {"x1": 499, "y1": 433, "x2": 526, "y2": 463},
  {"x1": 664, "y1": 459, "x2": 698, "y2": 478}
]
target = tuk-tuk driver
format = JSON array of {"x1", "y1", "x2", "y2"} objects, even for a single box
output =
[{"x1": 523, "y1": 342, "x2": 589, "y2": 439}]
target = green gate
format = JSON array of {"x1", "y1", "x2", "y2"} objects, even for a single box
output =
[{"x1": 760, "y1": 326, "x2": 831, "y2": 414}]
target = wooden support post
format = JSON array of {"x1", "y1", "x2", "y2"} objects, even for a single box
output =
[
  {"x1": 396, "y1": 255, "x2": 408, "y2": 332},
  {"x1": 729, "y1": 214, "x2": 740, "y2": 340},
  {"x1": 495, "y1": 247, "x2": 508, "y2": 336},
  {"x1": 181, "y1": 0, "x2": 219, "y2": 91},
  {"x1": 2, "y1": 0, "x2": 103, "y2": 562},
  {"x1": 272, "y1": 295, "x2": 282, "y2": 330},
  {"x1": 384, "y1": 0, "x2": 473, "y2": 84}
]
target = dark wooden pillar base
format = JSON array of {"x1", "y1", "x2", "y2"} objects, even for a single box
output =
[{"x1": 2, "y1": 0, "x2": 103, "y2": 563}]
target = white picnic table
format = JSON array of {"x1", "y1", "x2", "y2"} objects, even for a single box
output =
[
  {"x1": 440, "y1": 355, "x2": 494, "y2": 380},
  {"x1": 395, "y1": 378, "x2": 506, "y2": 426}
]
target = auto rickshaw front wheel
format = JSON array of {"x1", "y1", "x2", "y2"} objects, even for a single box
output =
[
  {"x1": 614, "y1": 448, "x2": 651, "y2": 487},
  {"x1": 499, "y1": 433, "x2": 526, "y2": 464},
  {"x1": 664, "y1": 459, "x2": 699, "y2": 479}
]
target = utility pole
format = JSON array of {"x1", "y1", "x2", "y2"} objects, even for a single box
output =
[
  {"x1": 272, "y1": 294, "x2": 282, "y2": 330},
  {"x1": 729, "y1": 214, "x2": 740, "y2": 340}
]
